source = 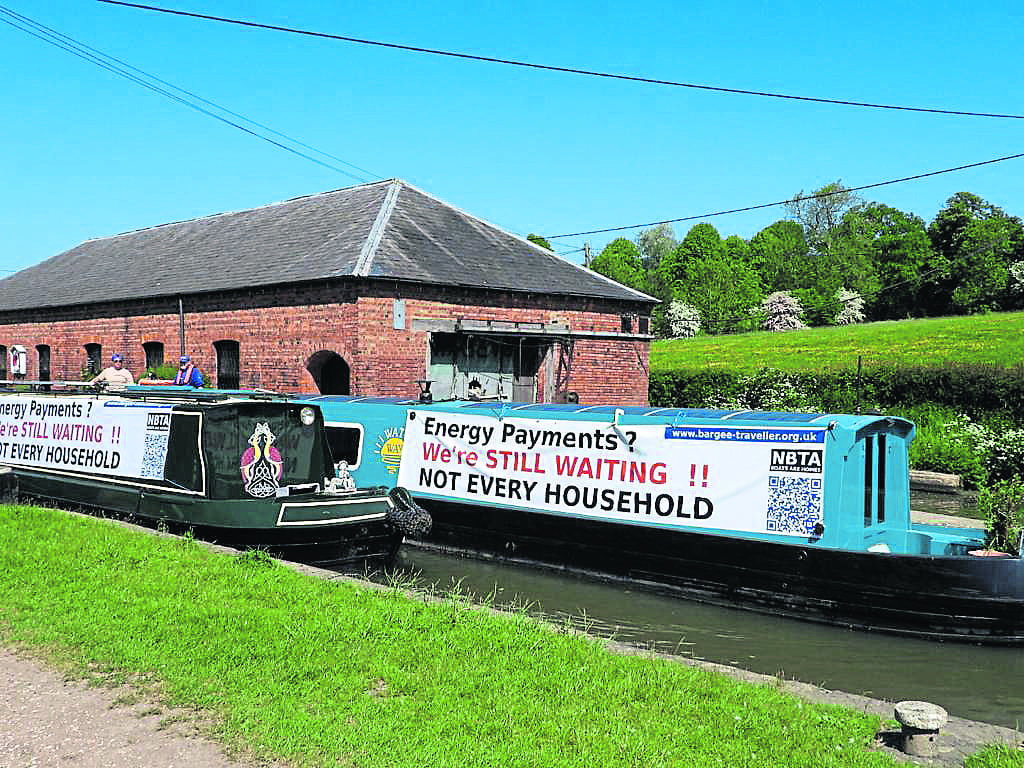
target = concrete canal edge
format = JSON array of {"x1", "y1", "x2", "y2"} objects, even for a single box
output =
[
  {"x1": 909, "y1": 470, "x2": 963, "y2": 495},
  {"x1": 21, "y1": 510, "x2": 1024, "y2": 766}
]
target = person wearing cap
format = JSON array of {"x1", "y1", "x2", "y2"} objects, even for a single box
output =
[
  {"x1": 173, "y1": 355, "x2": 203, "y2": 387},
  {"x1": 92, "y1": 353, "x2": 135, "y2": 391}
]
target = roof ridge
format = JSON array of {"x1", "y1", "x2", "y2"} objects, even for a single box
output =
[{"x1": 354, "y1": 180, "x2": 403, "y2": 276}]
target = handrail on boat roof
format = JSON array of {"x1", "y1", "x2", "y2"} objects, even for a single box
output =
[
  {"x1": 0, "y1": 381, "x2": 290, "y2": 404},
  {"x1": 119, "y1": 385, "x2": 285, "y2": 403},
  {"x1": 0, "y1": 379, "x2": 104, "y2": 394}
]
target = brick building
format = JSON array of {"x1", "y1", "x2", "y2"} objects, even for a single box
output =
[{"x1": 0, "y1": 180, "x2": 656, "y2": 404}]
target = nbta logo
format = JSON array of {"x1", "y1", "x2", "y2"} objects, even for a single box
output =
[
  {"x1": 769, "y1": 449, "x2": 823, "y2": 473},
  {"x1": 146, "y1": 413, "x2": 171, "y2": 430}
]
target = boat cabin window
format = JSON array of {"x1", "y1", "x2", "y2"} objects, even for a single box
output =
[
  {"x1": 84, "y1": 343, "x2": 101, "y2": 376},
  {"x1": 862, "y1": 433, "x2": 887, "y2": 527},
  {"x1": 164, "y1": 413, "x2": 203, "y2": 492},
  {"x1": 325, "y1": 424, "x2": 363, "y2": 468},
  {"x1": 143, "y1": 341, "x2": 164, "y2": 372}
]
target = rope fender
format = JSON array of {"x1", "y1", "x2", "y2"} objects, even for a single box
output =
[{"x1": 386, "y1": 486, "x2": 432, "y2": 539}]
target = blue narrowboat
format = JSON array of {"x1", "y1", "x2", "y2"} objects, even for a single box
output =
[{"x1": 303, "y1": 395, "x2": 1024, "y2": 644}]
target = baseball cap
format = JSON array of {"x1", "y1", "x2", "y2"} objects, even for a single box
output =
[
  {"x1": 179, "y1": 355, "x2": 190, "y2": 364},
  {"x1": 111, "y1": 354, "x2": 122, "y2": 362}
]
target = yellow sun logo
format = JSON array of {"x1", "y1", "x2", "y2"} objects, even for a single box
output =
[{"x1": 375, "y1": 427, "x2": 405, "y2": 474}]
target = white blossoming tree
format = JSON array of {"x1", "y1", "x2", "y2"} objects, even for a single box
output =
[
  {"x1": 664, "y1": 300, "x2": 701, "y2": 338},
  {"x1": 759, "y1": 291, "x2": 806, "y2": 331},
  {"x1": 835, "y1": 288, "x2": 866, "y2": 325}
]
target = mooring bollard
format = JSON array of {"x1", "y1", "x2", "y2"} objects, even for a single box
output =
[{"x1": 894, "y1": 700, "x2": 948, "y2": 757}]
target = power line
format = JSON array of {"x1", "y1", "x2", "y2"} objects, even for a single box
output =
[
  {"x1": 97, "y1": 0, "x2": 1024, "y2": 121},
  {"x1": 0, "y1": 5, "x2": 379, "y2": 183},
  {"x1": 545, "y1": 151, "x2": 1024, "y2": 239}
]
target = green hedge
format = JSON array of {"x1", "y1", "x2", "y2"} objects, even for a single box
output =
[{"x1": 650, "y1": 364, "x2": 1024, "y2": 416}]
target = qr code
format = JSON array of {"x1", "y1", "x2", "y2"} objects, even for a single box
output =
[
  {"x1": 766, "y1": 476, "x2": 822, "y2": 534},
  {"x1": 140, "y1": 432, "x2": 169, "y2": 479}
]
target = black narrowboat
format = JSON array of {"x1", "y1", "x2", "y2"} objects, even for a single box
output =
[{"x1": 0, "y1": 385, "x2": 428, "y2": 569}]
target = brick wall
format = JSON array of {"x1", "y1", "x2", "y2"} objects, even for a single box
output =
[{"x1": 0, "y1": 279, "x2": 652, "y2": 405}]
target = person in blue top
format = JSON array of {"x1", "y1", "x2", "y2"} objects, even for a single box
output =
[{"x1": 173, "y1": 355, "x2": 204, "y2": 387}]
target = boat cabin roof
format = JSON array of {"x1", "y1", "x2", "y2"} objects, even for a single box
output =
[{"x1": 301, "y1": 395, "x2": 913, "y2": 435}]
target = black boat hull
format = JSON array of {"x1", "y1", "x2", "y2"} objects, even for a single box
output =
[
  {"x1": 12, "y1": 468, "x2": 402, "y2": 571},
  {"x1": 416, "y1": 499, "x2": 1024, "y2": 644}
]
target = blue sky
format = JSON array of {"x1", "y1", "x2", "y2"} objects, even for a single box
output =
[{"x1": 2, "y1": 0, "x2": 1022, "y2": 276}]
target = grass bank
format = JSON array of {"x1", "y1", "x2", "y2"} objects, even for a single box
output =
[
  {"x1": 651, "y1": 312, "x2": 1024, "y2": 374},
  {"x1": 0, "y1": 505, "x2": 955, "y2": 768}
]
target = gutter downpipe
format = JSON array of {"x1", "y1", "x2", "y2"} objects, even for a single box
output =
[{"x1": 179, "y1": 297, "x2": 186, "y2": 358}]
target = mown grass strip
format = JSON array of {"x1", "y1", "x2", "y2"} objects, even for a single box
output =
[
  {"x1": 0, "y1": 505, "x2": 1004, "y2": 767},
  {"x1": 651, "y1": 312, "x2": 1024, "y2": 374}
]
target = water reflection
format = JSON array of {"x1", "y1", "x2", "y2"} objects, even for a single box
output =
[
  {"x1": 386, "y1": 547, "x2": 1023, "y2": 729},
  {"x1": 910, "y1": 488, "x2": 979, "y2": 518}
]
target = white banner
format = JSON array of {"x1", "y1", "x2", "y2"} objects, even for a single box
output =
[
  {"x1": 397, "y1": 411, "x2": 828, "y2": 537},
  {"x1": 0, "y1": 396, "x2": 173, "y2": 480}
]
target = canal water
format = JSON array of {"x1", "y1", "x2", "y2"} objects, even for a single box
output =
[{"x1": 379, "y1": 491, "x2": 1024, "y2": 730}]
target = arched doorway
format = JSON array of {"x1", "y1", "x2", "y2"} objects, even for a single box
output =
[{"x1": 307, "y1": 351, "x2": 350, "y2": 395}]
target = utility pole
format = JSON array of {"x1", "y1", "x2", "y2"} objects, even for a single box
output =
[{"x1": 583, "y1": 242, "x2": 591, "y2": 267}]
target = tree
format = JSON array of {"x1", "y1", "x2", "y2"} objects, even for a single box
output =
[
  {"x1": 675, "y1": 255, "x2": 762, "y2": 335},
  {"x1": 748, "y1": 220, "x2": 809, "y2": 291},
  {"x1": 723, "y1": 234, "x2": 751, "y2": 265},
  {"x1": 634, "y1": 223, "x2": 677, "y2": 272},
  {"x1": 662, "y1": 300, "x2": 701, "y2": 338},
  {"x1": 758, "y1": 291, "x2": 806, "y2": 331},
  {"x1": 589, "y1": 238, "x2": 647, "y2": 292},
  {"x1": 785, "y1": 180, "x2": 864, "y2": 255},
  {"x1": 925, "y1": 192, "x2": 1024, "y2": 315},
  {"x1": 657, "y1": 222, "x2": 725, "y2": 289},
  {"x1": 835, "y1": 288, "x2": 866, "y2": 325},
  {"x1": 527, "y1": 233, "x2": 554, "y2": 251},
  {"x1": 831, "y1": 203, "x2": 933, "y2": 320}
]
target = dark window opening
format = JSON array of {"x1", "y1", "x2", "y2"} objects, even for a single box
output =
[
  {"x1": 84, "y1": 344, "x2": 101, "y2": 376},
  {"x1": 214, "y1": 340, "x2": 240, "y2": 390},
  {"x1": 164, "y1": 413, "x2": 203, "y2": 491},
  {"x1": 325, "y1": 425, "x2": 362, "y2": 467},
  {"x1": 877, "y1": 435, "x2": 886, "y2": 523},
  {"x1": 621, "y1": 314, "x2": 633, "y2": 333},
  {"x1": 429, "y1": 332, "x2": 544, "y2": 402},
  {"x1": 863, "y1": 437, "x2": 873, "y2": 527},
  {"x1": 0, "y1": 345, "x2": 7, "y2": 379},
  {"x1": 36, "y1": 345, "x2": 51, "y2": 381},
  {"x1": 143, "y1": 341, "x2": 164, "y2": 372},
  {"x1": 638, "y1": 316, "x2": 650, "y2": 335}
]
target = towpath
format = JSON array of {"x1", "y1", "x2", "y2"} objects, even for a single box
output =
[{"x1": 0, "y1": 646, "x2": 276, "y2": 768}]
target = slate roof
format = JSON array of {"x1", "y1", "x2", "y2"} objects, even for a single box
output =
[{"x1": 0, "y1": 180, "x2": 655, "y2": 312}]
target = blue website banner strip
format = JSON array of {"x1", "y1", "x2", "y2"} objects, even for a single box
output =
[{"x1": 665, "y1": 426, "x2": 826, "y2": 444}]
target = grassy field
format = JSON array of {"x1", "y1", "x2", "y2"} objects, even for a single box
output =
[
  {"x1": 4, "y1": 504, "x2": 994, "y2": 768},
  {"x1": 651, "y1": 311, "x2": 1024, "y2": 374}
]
